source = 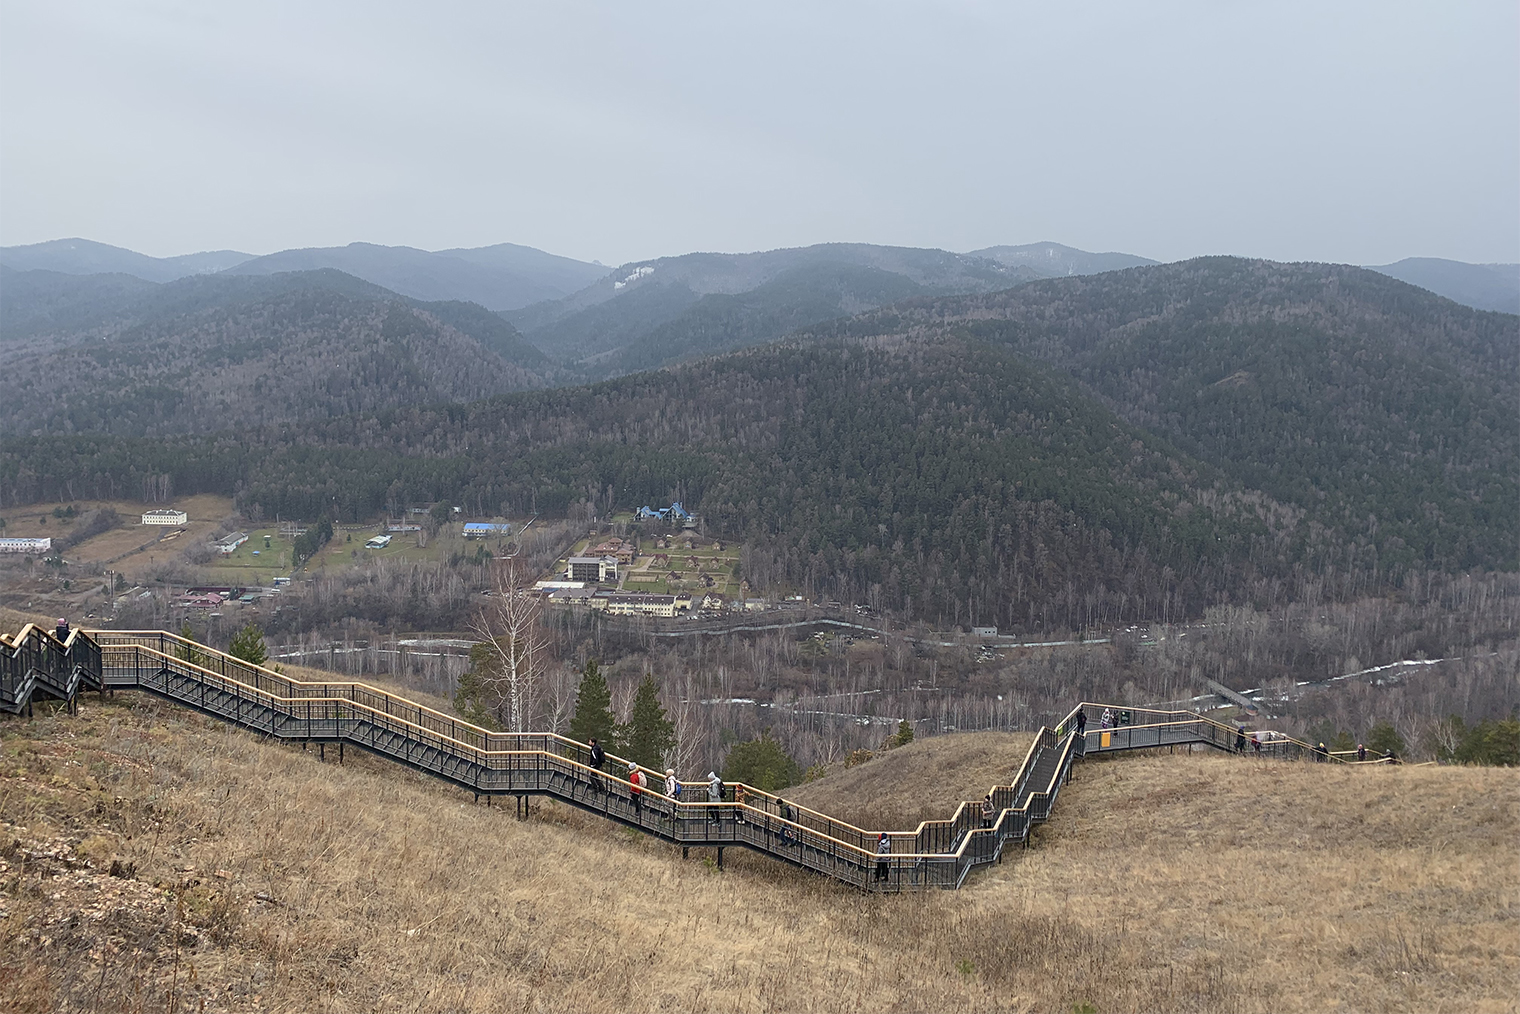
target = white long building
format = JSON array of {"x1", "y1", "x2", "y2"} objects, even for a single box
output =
[
  {"x1": 0, "y1": 537, "x2": 51, "y2": 554},
  {"x1": 142, "y1": 509, "x2": 188, "y2": 526}
]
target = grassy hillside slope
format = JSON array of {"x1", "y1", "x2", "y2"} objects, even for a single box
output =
[
  {"x1": 3, "y1": 697, "x2": 1513, "y2": 1013},
  {"x1": 785, "y1": 731, "x2": 1037, "y2": 831}
]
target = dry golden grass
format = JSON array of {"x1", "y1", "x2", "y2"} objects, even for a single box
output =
[
  {"x1": 2, "y1": 696, "x2": 1515, "y2": 1014},
  {"x1": 0, "y1": 608, "x2": 55, "y2": 633},
  {"x1": 786, "y1": 731, "x2": 1037, "y2": 831}
]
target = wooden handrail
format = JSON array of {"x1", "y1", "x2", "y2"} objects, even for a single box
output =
[
  {"x1": 93, "y1": 637, "x2": 1084, "y2": 863},
  {"x1": 35, "y1": 629, "x2": 1359, "y2": 883}
]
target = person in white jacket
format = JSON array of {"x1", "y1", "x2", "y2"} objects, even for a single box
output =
[{"x1": 707, "y1": 771, "x2": 723, "y2": 823}]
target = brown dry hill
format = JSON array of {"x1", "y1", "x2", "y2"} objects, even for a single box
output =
[
  {"x1": 1, "y1": 694, "x2": 1515, "y2": 1014},
  {"x1": 785, "y1": 731, "x2": 1037, "y2": 831},
  {"x1": 0, "y1": 608, "x2": 53, "y2": 632}
]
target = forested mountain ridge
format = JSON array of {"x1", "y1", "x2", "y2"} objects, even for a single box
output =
[
  {"x1": 507, "y1": 243, "x2": 1037, "y2": 368},
  {"x1": 4, "y1": 257, "x2": 1512, "y2": 627},
  {"x1": 810, "y1": 257, "x2": 1519, "y2": 571},
  {"x1": 576, "y1": 263, "x2": 939, "y2": 377},
  {"x1": 0, "y1": 266, "x2": 161, "y2": 337},
  {"x1": 5, "y1": 335, "x2": 1289, "y2": 628},
  {"x1": 0, "y1": 268, "x2": 557, "y2": 435}
]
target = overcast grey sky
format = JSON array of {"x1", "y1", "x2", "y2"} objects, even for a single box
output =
[{"x1": 1, "y1": 1, "x2": 1515, "y2": 266}]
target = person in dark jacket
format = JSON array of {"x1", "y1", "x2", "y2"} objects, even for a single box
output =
[
  {"x1": 777, "y1": 798, "x2": 794, "y2": 845},
  {"x1": 981, "y1": 794, "x2": 995, "y2": 829},
  {"x1": 1314, "y1": 742, "x2": 1329, "y2": 762},
  {"x1": 588, "y1": 738, "x2": 606, "y2": 792},
  {"x1": 55, "y1": 617, "x2": 70, "y2": 642},
  {"x1": 1235, "y1": 726, "x2": 1248, "y2": 753},
  {"x1": 1356, "y1": 743, "x2": 1367, "y2": 762},
  {"x1": 1074, "y1": 709, "x2": 1087, "y2": 738}
]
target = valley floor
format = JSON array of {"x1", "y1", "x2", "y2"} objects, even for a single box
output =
[{"x1": 1, "y1": 695, "x2": 1514, "y2": 1013}]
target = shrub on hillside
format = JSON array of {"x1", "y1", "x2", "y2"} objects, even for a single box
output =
[{"x1": 844, "y1": 749, "x2": 874, "y2": 768}]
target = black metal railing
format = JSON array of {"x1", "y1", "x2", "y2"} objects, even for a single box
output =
[
  {"x1": 1, "y1": 624, "x2": 102, "y2": 714},
  {"x1": 9, "y1": 627, "x2": 1345, "y2": 889}
]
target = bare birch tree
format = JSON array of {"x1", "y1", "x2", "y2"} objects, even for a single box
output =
[
  {"x1": 469, "y1": 560, "x2": 548, "y2": 733},
  {"x1": 668, "y1": 668, "x2": 703, "y2": 775}
]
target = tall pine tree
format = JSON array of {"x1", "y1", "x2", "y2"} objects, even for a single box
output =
[
  {"x1": 622, "y1": 675, "x2": 675, "y2": 769},
  {"x1": 568, "y1": 659, "x2": 617, "y2": 749},
  {"x1": 228, "y1": 622, "x2": 269, "y2": 666},
  {"x1": 454, "y1": 642, "x2": 504, "y2": 729}
]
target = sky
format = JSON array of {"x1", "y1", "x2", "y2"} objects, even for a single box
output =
[{"x1": 1, "y1": 1, "x2": 1516, "y2": 267}]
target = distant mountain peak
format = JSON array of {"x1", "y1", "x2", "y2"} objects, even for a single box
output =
[{"x1": 966, "y1": 242, "x2": 1158, "y2": 278}]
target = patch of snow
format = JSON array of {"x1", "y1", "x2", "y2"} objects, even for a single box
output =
[{"x1": 613, "y1": 265, "x2": 655, "y2": 290}]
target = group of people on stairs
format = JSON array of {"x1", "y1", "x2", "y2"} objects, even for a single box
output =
[{"x1": 581, "y1": 736, "x2": 806, "y2": 841}]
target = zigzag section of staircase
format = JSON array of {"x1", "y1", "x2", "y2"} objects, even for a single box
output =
[
  {"x1": 1, "y1": 623, "x2": 102, "y2": 716},
  {"x1": 4, "y1": 627, "x2": 1348, "y2": 891}
]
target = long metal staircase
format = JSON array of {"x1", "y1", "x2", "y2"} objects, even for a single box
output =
[{"x1": 3, "y1": 626, "x2": 1348, "y2": 892}]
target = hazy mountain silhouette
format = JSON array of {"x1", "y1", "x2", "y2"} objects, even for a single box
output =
[
  {"x1": 508, "y1": 243, "x2": 1036, "y2": 367},
  {"x1": 0, "y1": 266, "x2": 161, "y2": 337},
  {"x1": 225, "y1": 241, "x2": 607, "y2": 311},
  {"x1": 0, "y1": 238, "x2": 254, "y2": 282},
  {"x1": 967, "y1": 241, "x2": 1158, "y2": 277},
  {"x1": 1365, "y1": 257, "x2": 1519, "y2": 314},
  {"x1": 1, "y1": 238, "x2": 609, "y2": 313}
]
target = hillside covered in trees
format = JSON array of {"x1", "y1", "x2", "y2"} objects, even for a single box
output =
[
  {"x1": 821, "y1": 258, "x2": 1517, "y2": 575},
  {"x1": 506, "y1": 242, "x2": 1038, "y2": 370},
  {"x1": 4, "y1": 258, "x2": 1514, "y2": 630},
  {"x1": 0, "y1": 268, "x2": 558, "y2": 434}
]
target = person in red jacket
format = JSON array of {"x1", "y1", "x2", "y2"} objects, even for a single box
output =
[{"x1": 628, "y1": 762, "x2": 643, "y2": 813}]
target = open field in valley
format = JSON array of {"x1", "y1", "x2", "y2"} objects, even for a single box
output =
[{"x1": 0, "y1": 495, "x2": 238, "y2": 580}]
